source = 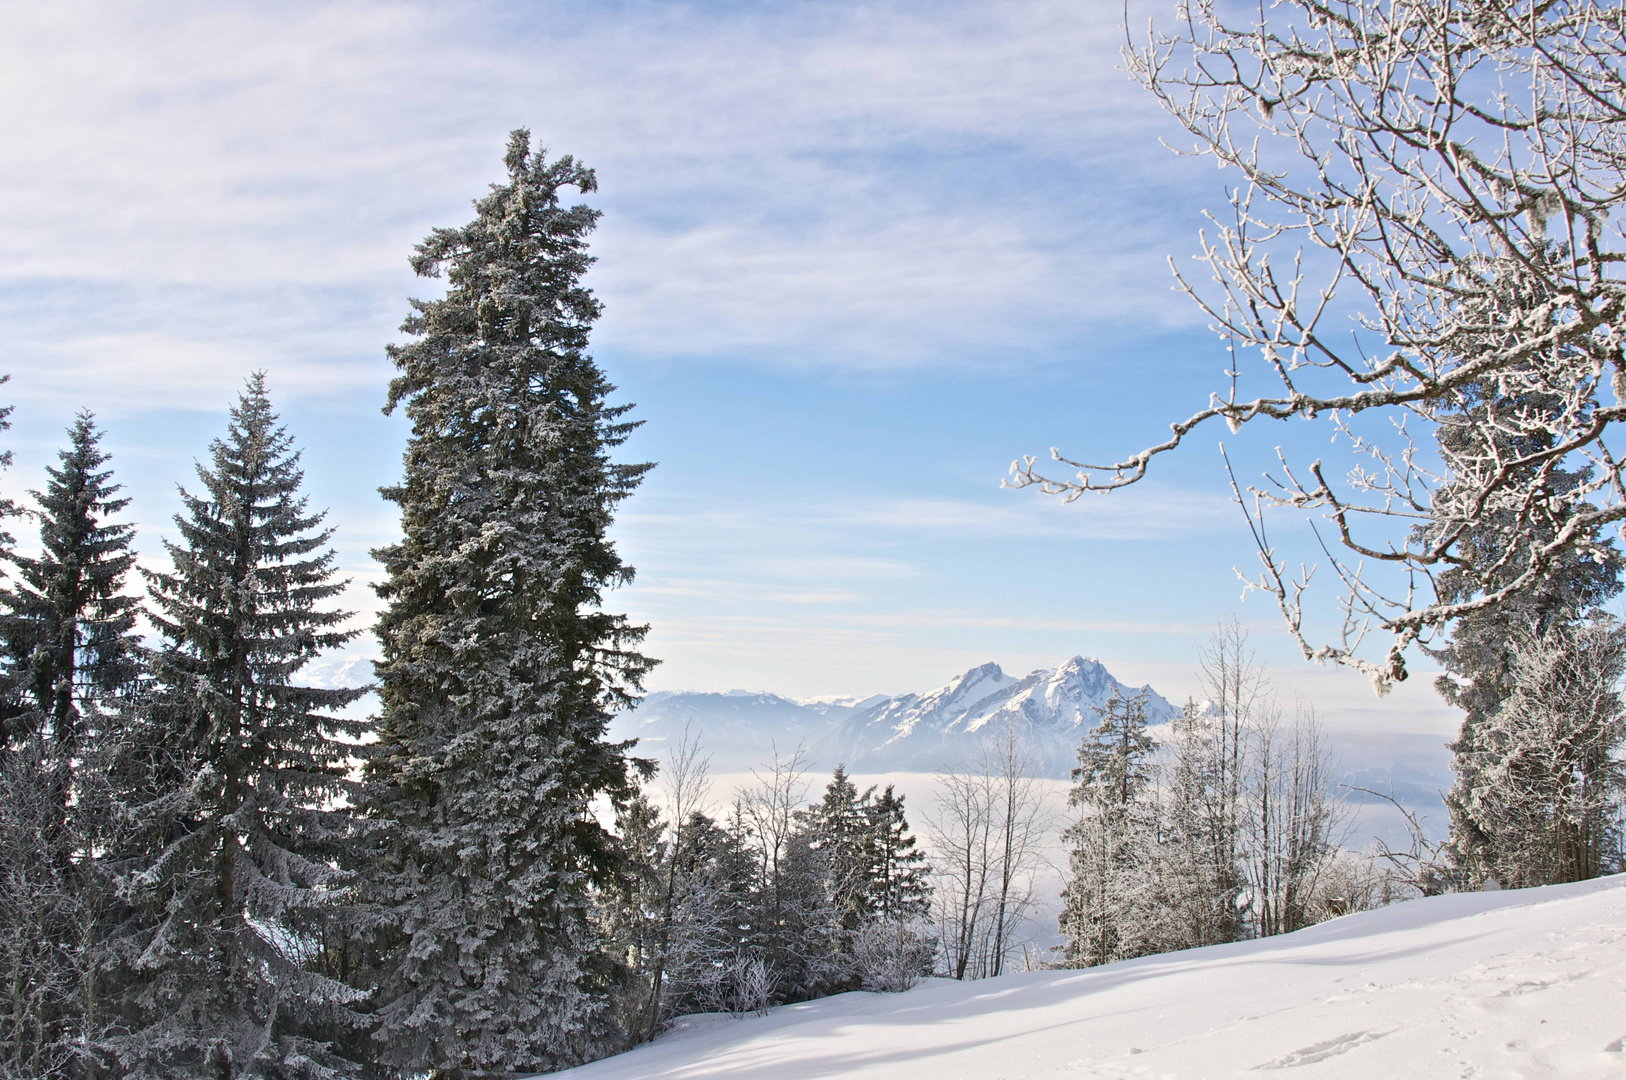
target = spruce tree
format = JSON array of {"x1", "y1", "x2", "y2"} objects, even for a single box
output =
[
  {"x1": 3, "y1": 412, "x2": 140, "y2": 797},
  {"x1": 805, "y1": 770, "x2": 930, "y2": 989},
  {"x1": 361, "y1": 130, "x2": 654, "y2": 1076},
  {"x1": 812, "y1": 765, "x2": 875, "y2": 943},
  {"x1": 867, "y1": 785, "x2": 929, "y2": 922},
  {"x1": 1431, "y1": 400, "x2": 1624, "y2": 880},
  {"x1": 109, "y1": 375, "x2": 367, "y2": 1079},
  {"x1": 0, "y1": 413, "x2": 139, "y2": 1075},
  {"x1": 1059, "y1": 690, "x2": 1162, "y2": 967},
  {"x1": 0, "y1": 378, "x2": 28, "y2": 737}
]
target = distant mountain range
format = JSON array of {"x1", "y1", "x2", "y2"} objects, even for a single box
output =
[{"x1": 608, "y1": 656, "x2": 1179, "y2": 779}]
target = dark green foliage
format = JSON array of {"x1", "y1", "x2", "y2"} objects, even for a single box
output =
[
  {"x1": 610, "y1": 762, "x2": 934, "y2": 1039},
  {"x1": 868, "y1": 785, "x2": 930, "y2": 923},
  {"x1": 0, "y1": 378, "x2": 28, "y2": 738},
  {"x1": 606, "y1": 797, "x2": 762, "y2": 1033},
  {"x1": 2, "y1": 413, "x2": 140, "y2": 779},
  {"x1": 809, "y1": 769, "x2": 931, "y2": 970},
  {"x1": 360, "y1": 130, "x2": 654, "y2": 1076},
  {"x1": 107, "y1": 375, "x2": 368, "y2": 1079},
  {"x1": 811, "y1": 765, "x2": 873, "y2": 942}
]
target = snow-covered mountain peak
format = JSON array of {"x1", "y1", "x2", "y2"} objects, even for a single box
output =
[
  {"x1": 614, "y1": 658, "x2": 1182, "y2": 778},
  {"x1": 913, "y1": 662, "x2": 1017, "y2": 724},
  {"x1": 818, "y1": 658, "x2": 1180, "y2": 775}
]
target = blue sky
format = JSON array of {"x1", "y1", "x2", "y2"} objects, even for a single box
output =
[{"x1": 0, "y1": 0, "x2": 1459, "y2": 738}]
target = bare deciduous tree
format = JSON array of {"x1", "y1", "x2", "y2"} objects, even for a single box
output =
[
  {"x1": 641, "y1": 726, "x2": 714, "y2": 1039},
  {"x1": 738, "y1": 744, "x2": 813, "y2": 941},
  {"x1": 927, "y1": 767, "x2": 994, "y2": 981},
  {"x1": 929, "y1": 723, "x2": 1049, "y2": 980},
  {"x1": 1245, "y1": 702, "x2": 1347, "y2": 936},
  {"x1": 1013, "y1": 0, "x2": 1626, "y2": 687}
]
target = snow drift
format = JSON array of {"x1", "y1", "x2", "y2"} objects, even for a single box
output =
[{"x1": 548, "y1": 874, "x2": 1626, "y2": 1079}]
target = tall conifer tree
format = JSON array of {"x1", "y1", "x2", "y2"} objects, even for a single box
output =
[
  {"x1": 109, "y1": 375, "x2": 367, "y2": 1079},
  {"x1": 0, "y1": 377, "x2": 27, "y2": 736},
  {"x1": 361, "y1": 130, "x2": 654, "y2": 1076},
  {"x1": 0, "y1": 409, "x2": 134, "y2": 1075}
]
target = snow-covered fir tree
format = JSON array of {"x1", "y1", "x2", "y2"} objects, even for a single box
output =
[
  {"x1": 664, "y1": 810, "x2": 758, "y2": 1016},
  {"x1": 0, "y1": 412, "x2": 140, "y2": 1075},
  {"x1": 1059, "y1": 690, "x2": 1163, "y2": 967},
  {"x1": 1449, "y1": 619, "x2": 1626, "y2": 886},
  {"x1": 806, "y1": 768, "x2": 933, "y2": 991},
  {"x1": 850, "y1": 783, "x2": 934, "y2": 991},
  {"x1": 607, "y1": 796, "x2": 762, "y2": 1032},
  {"x1": 359, "y1": 130, "x2": 655, "y2": 1076},
  {"x1": 107, "y1": 375, "x2": 368, "y2": 1079},
  {"x1": 1427, "y1": 248, "x2": 1626, "y2": 887}
]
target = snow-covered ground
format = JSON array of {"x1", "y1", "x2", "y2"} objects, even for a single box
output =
[{"x1": 550, "y1": 875, "x2": 1626, "y2": 1079}]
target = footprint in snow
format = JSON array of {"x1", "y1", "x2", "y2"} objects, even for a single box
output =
[{"x1": 1252, "y1": 1030, "x2": 1392, "y2": 1069}]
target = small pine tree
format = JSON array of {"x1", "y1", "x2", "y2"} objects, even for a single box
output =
[
  {"x1": 850, "y1": 784, "x2": 934, "y2": 992},
  {"x1": 360, "y1": 130, "x2": 655, "y2": 1075},
  {"x1": 107, "y1": 375, "x2": 368, "y2": 1079},
  {"x1": 761, "y1": 816, "x2": 841, "y2": 1001},
  {"x1": 602, "y1": 790, "x2": 668, "y2": 1038},
  {"x1": 812, "y1": 765, "x2": 876, "y2": 942},
  {"x1": 867, "y1": 785, "x2": 930, "y2": 922}
]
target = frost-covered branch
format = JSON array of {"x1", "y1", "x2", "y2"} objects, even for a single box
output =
[{"x1": 1012, "y1": 0, "x2": 1626, "y2": 685}]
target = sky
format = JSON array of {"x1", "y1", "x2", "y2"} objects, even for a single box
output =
[{"x1": 0, "y1": 0, "x2": 1461, "y2": 741}]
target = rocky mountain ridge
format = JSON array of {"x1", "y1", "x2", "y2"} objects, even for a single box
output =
[{"x1": 611, "y1": 656, "x2": 1178, "y2": 778}]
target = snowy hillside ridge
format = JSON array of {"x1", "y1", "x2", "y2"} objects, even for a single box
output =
[
  {"x1": 611, "y1": 657, "x2": 1178, "y2": 777},
  {"x1": 547, "y1": 874, "x2": 1626, "y2": 1079}
]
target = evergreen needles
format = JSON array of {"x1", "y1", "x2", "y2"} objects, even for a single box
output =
[
  {"x1": 360, "y1": 129, "x2": 655, "y2": 1076},
  {"x1": 111, "y1": 376, "x2": 368, "y2": 1079}
]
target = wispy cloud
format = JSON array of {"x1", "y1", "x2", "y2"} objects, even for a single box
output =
[{"x1": 0, "y1": 0, "x2": 1203, "y2": 410}]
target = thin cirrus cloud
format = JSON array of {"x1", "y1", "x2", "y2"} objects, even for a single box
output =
[
  {"x1": 0, "y1": 0, "x2": 1206, "y2": 410},
  {"x1": 617, "y1": 487, "x2": 1237, "y2": 578},
  {"x1": 834, "y1": 490, "x2": 1238, "y2": 540}
]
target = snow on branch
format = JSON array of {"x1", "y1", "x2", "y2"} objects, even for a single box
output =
[{"x1": 1012, "y1": 0, "x2": 1626, "y2": 687}]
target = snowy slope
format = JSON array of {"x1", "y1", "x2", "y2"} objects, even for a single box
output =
[{"x1": 548, "y1": 875, "x2": 1626, "y2": 1079}]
